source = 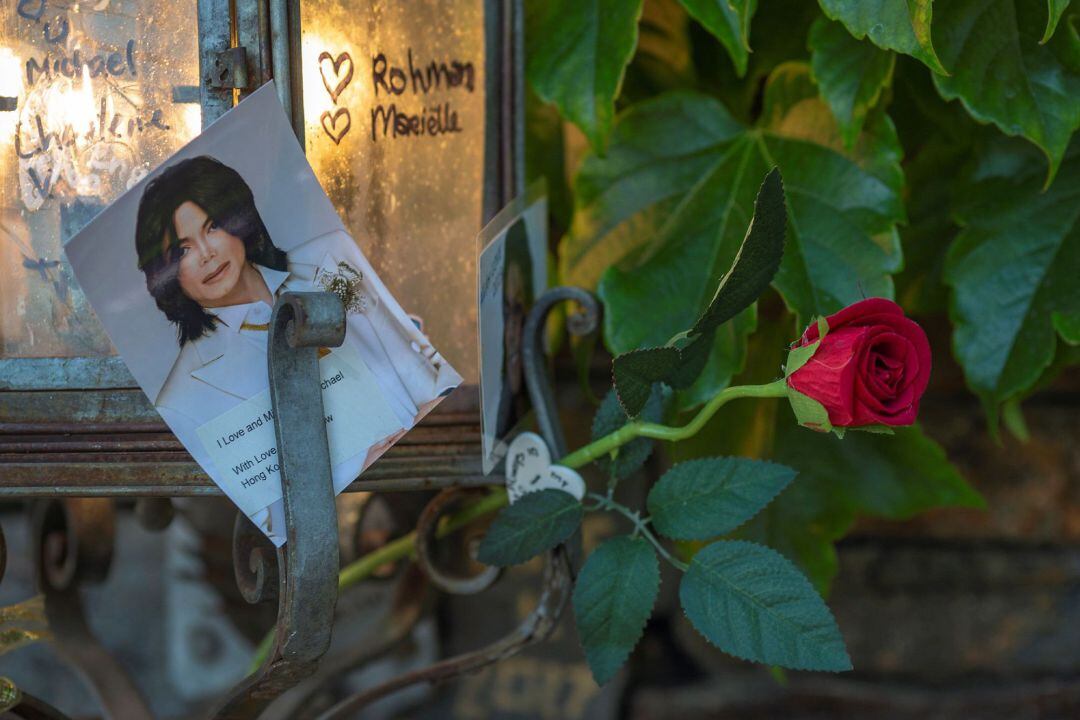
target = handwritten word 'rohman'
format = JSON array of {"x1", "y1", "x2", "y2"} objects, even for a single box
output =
[{"x1": 370, "y1": 50, "x2": 474, "y2": 142}]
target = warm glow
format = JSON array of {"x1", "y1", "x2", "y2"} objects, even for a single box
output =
[
  {"x1": 0, "y1": 47, "x2": 20, "y2": 137},
  {"x1": 181, "y1": 102, "x2": 203, "y2": 139},
  {"x1": 301, "y1": 33, "x2": 353, "y2": 123}
]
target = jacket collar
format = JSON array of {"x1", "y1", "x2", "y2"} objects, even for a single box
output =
[{"x1": 186, "y1": 264, "x2": 289, "y2": 399}]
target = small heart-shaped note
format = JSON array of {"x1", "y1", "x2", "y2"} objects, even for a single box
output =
[
  {"x1": 318, "y1": 51, "x2": 354, "y2": 104},
  {"x1": 320, "y1": 108, "x2": 351, "y2": 145},
  {"x1": 504, "y1": 432, "x2": 585, "y2": 504}
]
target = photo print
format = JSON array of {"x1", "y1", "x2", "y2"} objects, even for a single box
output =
[
  {"x1": 65, "y1": 84, "x2": 462, "y2": 545},
  {"x1": 477, "y1": 183, "x2": 548, "y2": 474}
]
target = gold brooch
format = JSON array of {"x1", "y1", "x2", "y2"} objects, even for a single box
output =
[{"x1": 317, "y1": 261, "x2": 369, "y2": 314}]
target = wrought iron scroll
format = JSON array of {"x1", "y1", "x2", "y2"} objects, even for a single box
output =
[
  {"x1": 31, "y1": 499, "x2": 153, "y2": 720},
  {"x1": 315, "y1": 285, "x2": 599, "y2": 718},
  {"x1": 209, "y1": 291, "x2": 345, "y2": 719}
]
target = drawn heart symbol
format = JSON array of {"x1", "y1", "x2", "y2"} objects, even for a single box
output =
[
  {"x1": 318, "y1": 51, "x2": 354, "y2": 104},
  {"x1": 504, "y1": 432, "x2": 586, "y2": 504},
  {"x1": 320, "y1": 108, "x2": 351, "y2": 145}
]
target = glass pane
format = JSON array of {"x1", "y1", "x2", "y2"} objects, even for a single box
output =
[
  {"x1": 300, "y1": 0, "x2": 485, "y2": 382},
  {"x1": 0, "y1": 0, "x2": 201, "y2": 358}
]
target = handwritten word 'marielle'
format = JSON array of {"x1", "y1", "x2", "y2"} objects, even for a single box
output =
[{"x1": 369, "y1": 49, "x2": 474, "y2": 142}]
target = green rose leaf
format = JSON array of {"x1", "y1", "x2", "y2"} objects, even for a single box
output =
[
  {"x1": 680, "y1": 540, "x2": 852, "y2": 671},
  {"x1": 608, "y1": 167, "x2": 787, "y2": 415},
  {"x1": 527, "y1": 0, "x2": 644, "y2": 151},
  {"x1": 573, "y1": 535, "x2": 660, "y2": 684},
  {"x1": 678, "y1": 0, "x2": 759, "y2": 76},
  {"x1": 1043, "y1": 0, "x2": 1072, "y2": 42},
  {"x1": 647, "y1": 457, "x2": 797, "y2": 540},
  {"x1": 932, "y1": 0, "x2": 1080, "y2": 183},
  {"x1": 945, "y1": 137, "x2": 1080, "y2": 415},
  {"x1": 592, "y1": 384, "x2": 666, "y2": 479},
  {"x1": 818, "y1": 0, "x2": 947, "y2": 74},
  {"x1": 809, "y1": 16, "x2": 897, "y2": 149},
  {"x1": 476, "y1": 489, "x2": 584, "y2": 567}
]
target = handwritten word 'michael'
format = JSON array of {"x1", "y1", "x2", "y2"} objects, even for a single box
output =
[{"x1": 25, "y1": 39, "x2": 137, "y2": 86}]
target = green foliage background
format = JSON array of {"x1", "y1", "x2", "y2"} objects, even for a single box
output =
[{"x1": 524, "y1": 0, "x2": 1080, "y2": 591}]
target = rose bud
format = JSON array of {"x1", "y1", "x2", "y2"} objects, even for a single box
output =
[{"x1": 786, "y1": 298, "x2": 931, "y2": 428}]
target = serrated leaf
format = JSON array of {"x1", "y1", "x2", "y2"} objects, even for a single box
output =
[
  {"x1": 809, "y1": 17, "x2": 897, "y2": 149},
  {"x1": 818, "y1": 0, "x2": 947, "y2": 74},
  {"x1": 592, "y1": 385, "x2": 665, "y2": 479},
  {"x1": 680, "y1": 540, "x2": 852, "y2": 671},
  {"x1": 945, "y1": 137, "x2": 1080, "y2": 413},
  {"x1": 611, "y1": 345, "x2": 680, "y2": 417},
  {"x1": 606, "y1": 167, "x2": 786, "y2": 415},
  {"x1": 931, "y1": 0, "x2": 1080, "y2": 183},
  {"x1": 647, "y1": 457, "x2": 797, "y2": 540},
  {"x1": 679, "y1": 0, "x2": 759, "y2": 76},
  {"x1": 477, "y1": 490, "x2": 584, "y2": 567},
  {"x1": 573, "y1": 536, "x2": 660, "y2": 684},
  {"x1": 1043, "y1": 0, "x2": 1072, "y2": 43},
  {"x1": 526, "y1": 0, "x2": 644, "y2": 151}
]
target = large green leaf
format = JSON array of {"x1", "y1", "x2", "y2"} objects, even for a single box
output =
[
  {"x1": 560, "y1": 92, "x2": 746, "y2": 292},
  {"x1": 945, "y1": 137, "x2": 1080, "y2": 414},
  {"x1": 572, "y1": 536, "x2": 660, "y2": 684},
  {"x1": 818, "y1": 0, "x2": 947, "y2": 74},
  {"x1": 1043, "y1": 0, "x2": 1073, "y2": 42},
  {"x1": 477, "y1": 490, "x2": 584, "y2": 566},
  {"x1": 680, "y1": 540, "x2": 852, "y2": 671},
  {"x1": 679, "y1": 0, "x2": 758, "y2": 76},
  {"x1": 932, "y1": 0, "x2": 1080, "y2": 183},
  {"x1": 648, "y1": 457, "x2": 797, "y2": 540},
  {"x1": 607, "y1": 167, "x2": 787, "y2": 415},
  {"x1": 527, "y1": 0, "x2": 644, "y2": 151},
  {"x1": 809, "y1": 16, "x2": 897, "y2": 148}
]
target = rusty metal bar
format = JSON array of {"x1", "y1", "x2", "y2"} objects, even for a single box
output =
[{"x1": 209, "y1": 292, "x2": 343, "y2": 718}]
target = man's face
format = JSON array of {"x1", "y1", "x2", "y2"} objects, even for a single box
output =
[{"x1": 171, "y1": 201, "x2": 247, "y2": 307}]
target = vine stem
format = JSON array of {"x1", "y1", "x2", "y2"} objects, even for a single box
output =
[{"x1": 250, "y1": 378, "x2": 787, "y2": 669}]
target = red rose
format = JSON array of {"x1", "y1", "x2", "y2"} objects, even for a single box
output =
[{"x1": 787, "y1": 298, "x2": 931, "y2": 427}]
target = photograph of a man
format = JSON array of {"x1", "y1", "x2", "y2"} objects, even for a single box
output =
[{"x1": 65, "y1": 85, "x2": 462, "y2": 545}]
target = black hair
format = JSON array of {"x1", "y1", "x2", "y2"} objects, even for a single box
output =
[{"x1": 135, "y1": 156, "x2": 287, "y2": 346}]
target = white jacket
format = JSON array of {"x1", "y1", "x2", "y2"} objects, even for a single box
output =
[{"x1": 155, "y1": 229, "x2": 461, "y2": 543}]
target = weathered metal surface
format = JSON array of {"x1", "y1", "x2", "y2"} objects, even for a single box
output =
[
  {"x1": 32, "y1": 499, "x2": 153, "y2": 720},
  {"x1": 317, "y1": 545, "x2": 572, "y2": 719},
  {"x1": 198, "y1": 0, "x2": 234, "y2": 127},
  {"x1": 209, "y1": 292, "x2": 343, "y2": 718},
  {"x1": 0, "y1": 359, "x2": 136, "y2": 393},
  {"x1": 415, "y1": 488, "x2": 501, "y2": 595},
  {"x1": 522, "y1": 287, "x2": 600, "y2": 458}
]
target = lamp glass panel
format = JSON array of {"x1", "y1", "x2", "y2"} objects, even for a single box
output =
[
  {"x1": 300, "y1": 0, "x2": 485, "y2": 381},
  {"x1": 0, "y1": 0, "x2": 201, "y2": 358}
]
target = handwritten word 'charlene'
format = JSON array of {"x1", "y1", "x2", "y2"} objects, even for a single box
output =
[
  {"x1": 369, "y1": 50, "x2": 474, "y2": 142},
  {"x1": 15, "y1": 99, "x2": 170, "y2": 160}
]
